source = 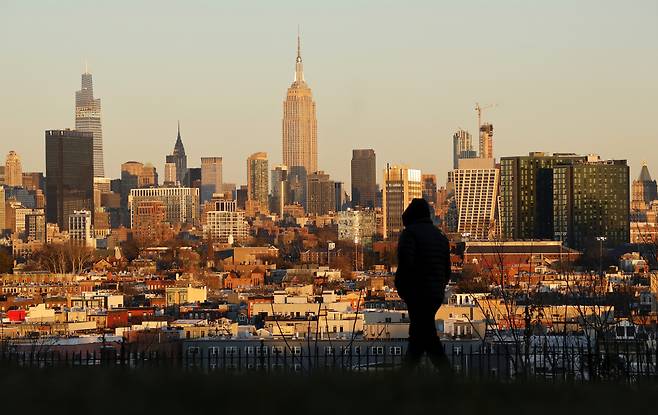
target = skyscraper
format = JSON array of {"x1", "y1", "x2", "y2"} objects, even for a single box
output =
[
  {"x1": 421, "y1": 174, "x2": 438, "y2": 207},
  {"x1": 351, "y1": 149, "x2": 376, "y2": 209},
  {"x1": 282, "y1": 33, "x2": 318, "y2": 207},
  {"x1": 452, "y1": 129, "x2": 476, "y2": 169},
  {"x1": 4, "y1": 151, "x2": 22, "y2": 187},
  {"x1": 166, "y1": 122, "x2": 187, "y2": 185},
  {"x1": 307, "y1": 171, "x2": 335, "y2": 216},
  {"x1": 201, "y1": 157, "x2": 223, "y2": 203},
  {"x1": 247, "y1": 152, "x2": 269, "y2": 213},
  {"x1": 75, "y1": 68, "x2": 104, "y2": 177},
  {"x1": 449, "y1": 158, "x2": 500, "y2": 240},
  {"x1": 45, "y1": 130, "x2": 94, "y2": 230},
  {"x1": 479, "y1": 123, "x2": 494, "y2": 159},
  {"x1": 270, "y1": 164, "x2": 289, "y2": 216},
  {"x1": 382, "y1": 165, "x2": 422, "y2": 239},
  {"x1": 164, "y1": 162, "x2": 177, "y2": 186}
]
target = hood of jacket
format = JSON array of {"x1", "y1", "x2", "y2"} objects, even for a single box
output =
[{"x1": 402, "y1": 198, "x2": 431, "y2": 227}]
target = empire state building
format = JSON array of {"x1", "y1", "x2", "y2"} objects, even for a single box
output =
[{"x1": 282, "y1": 34, "x2": 317, "y2": 206}]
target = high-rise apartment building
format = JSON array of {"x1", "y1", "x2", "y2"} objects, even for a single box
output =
[
  {"x1": 128, "y1": 187, "x2": 199, "y2": 227},
  {"x1": 270, "y1": 165, "x2": 289, "y2": 216},
  {"x1": 282, "y1": 34, "x2": 317, "y2": 207},
  {"x1": 553, "y1": 156, "x2": 629, "y2": 249},
  {"x1": 382, "y1": 165, "x2": 422, "y2": 239},
  {"x1": 247, "y1": 152, "x2": 268, "y2": 212},
  {"x1": 203, "y1": 198, "x2": 249, "y2": 244},
  {"x1": 351, "y1": 149, "x2": 377, "y2": 209},
  {"x1": 201, "y1": 157, "x2": 223, "y2": 203},
  {"x1": 4, "y1": 151, "x2": 22, "y2": 187},
  {"x1": 500, "y1": 152, "x2": 629, "y2": 249},
  {"x1": 132, "y1": 200, "x2": 169, "y2": 246},
  {"x1": 45, "y1": 130, "x2": 94, "y2": 230},
  {"x1": 166, "y1": 122, "x2": 187, "y2": 185},
  {"x1": 307, "y1": 171, "x2": 335, "y2": 216},
  {"x1": 500, "y1": 152, "x2": 586, "y2": 241},
  {"x1": 631, "y1": 164, "x2": 657, "y2": 211},
  {"x1": 75, "y1": 69, "x2": 104, "y2": 177},
  {"x1": 449, "y1": 158, "x2": 500, "y2": 240},
  {"x1": 453, "y1": 130, "x2": 477, "y2": 170},
  {"x1": 479, "y1": 123, "x2": 494, "y2": 160}
]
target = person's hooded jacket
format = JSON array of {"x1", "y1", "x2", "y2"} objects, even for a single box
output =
[{"x1": 394, "y1": 198, "x2": 451, "y2": 304}]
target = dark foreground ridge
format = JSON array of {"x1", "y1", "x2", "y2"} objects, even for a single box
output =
[{"x1": 1, "y1": 365, "x2": 655, "y2": 414}]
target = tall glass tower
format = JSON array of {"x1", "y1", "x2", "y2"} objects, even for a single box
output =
[{"x1": 75, "y1": 67, "x2": 104, "y2": 177}]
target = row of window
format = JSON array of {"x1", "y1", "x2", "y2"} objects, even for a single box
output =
[{"x1": 187, "y1": 345, "x2": 403, "y2": 356}]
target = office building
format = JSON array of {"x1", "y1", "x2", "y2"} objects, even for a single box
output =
[
  {"x1": 164, "y1": 162, "x2": 177, "y2": 186},
  {"x1": 382, "y1": 165, "x2": 422, "y2": 239},
  {"x1": 68, "y1": 210, "x2": 94, "y2": 248},
  {"x1": 453, "y1": 129, "x2": 477, "y2": 170},
  {"x1": 21, "y1": 172, "x2": 44, "y2": 192},
  {"x1": 282, "y1": 34, "x2": 317, "y2": 207},
  {"x1": 247, "y1": 152, "x2": 268, "y2": 213},
  {"x1": 351, "y1": 149, "x2": 377, "y2": 209},
  {"x1": 270, "y1": 165, "x2": 289, "y2": 216},
  {"x1": 201, "y1": 157, "x2": 223, "y2": 203},
  {"x1": 421, "y1": 174, "x2": 438, "y2": 207},
  {"x1": 129, "y1": 187, "x2": 199, "y2": 227},
  {"x1": 307, "y1": 171, "x2": 335, "y2": 216},
  {"x1": 45, "y1": 130, "x2": 94, "y2": 230},
  {"x1": 75, "y1": 68, "x2": 104, "y2": 177},
  {"x1": 334, "y1": 181, "x2": 347, "y2": 212},
  {"x1": 24, "y1": 211, "x2": 46, "y2": 242},
  {"x1": 5, "y1": 151, "x2": 22, "y2": 187},
  {"x1": 166, "y1": 122, "x2": 187, "y2": 185}
]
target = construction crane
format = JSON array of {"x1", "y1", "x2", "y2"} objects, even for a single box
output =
[{"x1": 474, "y1": 102, "x2": 497, "y2": 133}]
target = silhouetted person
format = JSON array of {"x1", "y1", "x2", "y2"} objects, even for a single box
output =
[{"x1": 395, "y1": 198, "x2": 451, "y2": 370}]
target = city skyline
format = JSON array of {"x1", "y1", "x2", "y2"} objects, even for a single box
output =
[{"x1": 1, "y1": 1, "x2": 657, "y2": 188}]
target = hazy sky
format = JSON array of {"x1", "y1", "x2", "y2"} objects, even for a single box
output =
[{"x1": 2, "y1": 0, "x2": 657, "y2": 188}]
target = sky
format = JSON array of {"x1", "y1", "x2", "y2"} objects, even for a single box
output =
[{"x1": 1, "y1": 0, "x2": 657, "y2": 188}]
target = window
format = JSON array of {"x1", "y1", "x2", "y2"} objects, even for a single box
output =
[
  {"x1": 389, "y1": 346, "x2": 402, "y2": 355},
  {"x1": 292, "y1": 346, "x2": 302, "y2": 356},
  {"x1": 371, "y1": 346, "x2": 384, "y2": 355},
  {"x1": 272, "y1": 346, "x2": 284, "y2": 355},
  {"x1": 187, "y1": 347, "x2": 200, "y2": 356},
  {"x1": 325, "y1": 346, "x2": 334, "y2": 356},
  {"x1": 209, "y1": 347, "x2": 219, "y2": 356},
  {"x1": 225, "y1": 346, "x2": 237, "y2": 355}
]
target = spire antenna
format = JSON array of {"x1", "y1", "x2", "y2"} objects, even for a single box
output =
[
  {"x1": 177, "y1": 120, "x2": 181, "y2": 138},
  {"x1": 84, "y1": 58, "x2": 89, "y2": 74},
  {"x1": 296, "y1": 26, "x2": 302, "y2": 63}
]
